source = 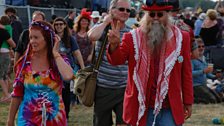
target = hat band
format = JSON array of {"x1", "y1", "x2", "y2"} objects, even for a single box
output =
[{"x1": 142, "y1": 4, "x2": 173, "y2": 11}]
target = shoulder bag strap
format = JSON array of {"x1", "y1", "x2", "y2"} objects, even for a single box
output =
[{"x1": 94, "y1": 25, "x2": 111, "y2": 70}]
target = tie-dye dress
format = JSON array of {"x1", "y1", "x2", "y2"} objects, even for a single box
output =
[{"x1": 11, "y1": 60, "x2": 67, "y2": 126}]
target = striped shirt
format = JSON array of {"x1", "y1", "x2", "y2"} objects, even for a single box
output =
[{"x1": 95, "y1": 25, "x2": 131, "y2": 88}]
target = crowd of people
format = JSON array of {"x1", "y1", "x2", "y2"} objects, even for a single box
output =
[{"x1": 0, "y1": 0, "x2": 224, "y2": 125}]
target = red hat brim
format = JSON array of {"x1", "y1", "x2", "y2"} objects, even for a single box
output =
[{"x1": 142, "y1": 4, "x2": 173, "y2": 11}]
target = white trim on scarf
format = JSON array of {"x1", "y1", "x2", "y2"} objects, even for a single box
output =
[
  {"x1": 131, "y1": 29, "x2": 146, "y2": 126},
  {"x1": 153, "y1": 26, "x2": 183, "y2": 126},
  {"x1": 131, "y1": 26, "x2": 183, "y2": 126}
]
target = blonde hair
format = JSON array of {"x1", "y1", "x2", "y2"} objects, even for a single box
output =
[
  {"x1": 109, "y1": 0, "x2": 130, "y2": 10},
  {"x1": 206, "y1": 9, "x2": 217, "y2": 20},
  {"x1": 195, "y1": 37, "x2": 204, "y2": 44},
  {"x1": 33, "y1": 11, "x2": 45, "y2": 20}
]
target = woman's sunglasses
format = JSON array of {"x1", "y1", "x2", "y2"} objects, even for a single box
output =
[
  {"x1": 54, "y1": 23, "x2": 64, "y2": 26},
  {"x1": 149, "y1": 12, "x2": 164, "y2": 18},
  {"x1": 116, "y1": 7, "x2": 131, "y2": 13}
]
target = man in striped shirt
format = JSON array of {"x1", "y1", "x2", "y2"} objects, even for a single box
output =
[{"x1": 88, "y1": 0, "x2": 131, "y2": 125}]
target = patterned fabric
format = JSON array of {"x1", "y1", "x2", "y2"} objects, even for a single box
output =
[
  {"x1": 95, "y1": 25, "x2": 131, "y2": 88},
  {"x1": 73, "y1": 33, "x2": 92, "y2": 66},
  {"x1": 12, "y1": 58, "x2": 67, "y2": 126},
  {"x1": 131, "y1": 26, "x2": 182, "y2": 125}
]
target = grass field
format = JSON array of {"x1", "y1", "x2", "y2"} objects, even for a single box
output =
[{"x1": 0, "y1": 101, "x2": 223, "y2": 126}]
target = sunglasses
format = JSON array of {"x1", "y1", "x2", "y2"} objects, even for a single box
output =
[
  {"x1": 54, "y1": 23, "x2": 64, "y2": 26},
  {"x1": 198, "y1": 45, "x2": 205, "y2": 48},
  {"x1": 116, "y1": 7, "x2": 131, "y2": 13},
  {"x1": 149, "y1": 12, "x2": 164, "y2": 18}
]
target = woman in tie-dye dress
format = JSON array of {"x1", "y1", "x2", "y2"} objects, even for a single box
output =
[{"x1": 7, "y1": 21, "x2": 74, "y2": 126}]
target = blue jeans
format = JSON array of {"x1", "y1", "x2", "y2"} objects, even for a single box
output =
[{"x1": 146, "y1": 108, "x2": 182, "y2": 126}]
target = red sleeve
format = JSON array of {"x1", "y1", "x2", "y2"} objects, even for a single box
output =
[
  {"x1": 181, "y1": 31, "x2": 194, "y2": 105},
  {"x1": 107, "y1": 32, "x2": 133, "y2": 65}
]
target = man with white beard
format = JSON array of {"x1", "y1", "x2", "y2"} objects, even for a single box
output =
[{"x1": 106, "y1": 0, "x2": 194, "y2": 126}]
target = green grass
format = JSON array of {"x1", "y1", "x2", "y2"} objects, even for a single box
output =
[{"x1": 1, "y1": 102, "x2": 224, "y2": 126}]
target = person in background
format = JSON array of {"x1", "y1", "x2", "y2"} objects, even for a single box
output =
[
  {"x1": 7, "y1": 21, "x2": 73, "y2": 126},
  {"x1": 0, "y1": 15, "x2": 14, "y2": 102},
  {"x1": 191, "y1": 38, "x2": 221, "y2": 104},
  {"x1": 4, "y1": 7, "x2": 23, "y2": 45},
  {"x1": 194, "y1": 13, "x2": 206, "y2": 38},
  {"x1": 184, "y1": 13, "x2": 194, "y2": 29},
  {"x1": 90, "y1": 11, "x2": 101, "y2": 27},
  {"x1": 200, "y1": 9, "x2": 219, "y2": 46},
  {"x1": 50, "y1": 14, "x2": 57, "y2": 24},
  {"x1": 72, "y1": 8, "x2": 93, "y2": 105},
  {"x1": 14, "y1": 11, "x2": 45, "y2": 64},
  {"x1": 125, "y1": 7, "x2": 138, "y2": 28},
  {"x1": 53, "y1": 17, "x2": 84, "y2": 120},
  {"x1": 214, "y1": 1, "x2": 224, "y2": 46},
  {"x1": 106, "y1": 0, "x2": 193, "y2": 125},
  {"x1": 100, "y1": 12, "x2": 108, "y2": 23},
  {"x1": 73, "y1": 8, "x2": 94, "y2": 67},
  {"x1": 66, "y1": 11, "x2": 76, "y2": 31},
  {"x1": 88, "y1": 0, "x2": 131, "y2": 125},
  {"x1": 0, "y1": 16, "x2": 16, "y2": 103},
  {"x1": 131, "y1": 10, "x2": 145, "y2": 29},
  {"x1": 200, "y1": 9, "x2": 220, "y2": 63},
  {"x1": 169, "y1": 0, "x2": 194, "y2": 48}
]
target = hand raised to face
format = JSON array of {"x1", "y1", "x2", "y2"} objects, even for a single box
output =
[{"x1": 52, "y1": 35, "x2": 61, "y2": 56}]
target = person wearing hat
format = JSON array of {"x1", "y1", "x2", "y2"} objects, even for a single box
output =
[
  {"x1": 91, "y1": 11, "x2": 101, "y2": 26},
  {"x1": 107, "y1": 0, "x2": 193, "y2": 125},
  {"x1": 169, "y1": 0, "x2": 194, "y2": 48},
  {"x1": 88, "y1": 0, "x2": 131, "y2": 125}
]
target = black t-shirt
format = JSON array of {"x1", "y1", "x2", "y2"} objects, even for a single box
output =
[
  {"x1": 67, "y1": 18, "x2": 74, "y2": 30},
  {"x1": 0, "y1": 28, "x2": 11, "y2": 47},
  {"x1": 200, "y1": 24, "x2": 219, "y2": 46},
  {"x1": 15, "y1": 29, "x2": 29, "y2": 54}
]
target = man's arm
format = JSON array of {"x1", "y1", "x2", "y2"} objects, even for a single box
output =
[
  {"x1": 6, "y1": 38, "x2": 16, "y2": 48},
  {"x1": 88, "y1": 14, "x2": 113, "y2": 41}
]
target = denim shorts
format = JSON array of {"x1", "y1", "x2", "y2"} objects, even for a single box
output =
[
  {"x1": 146, "y1": 108, "x2": 182, "y2": 126},
  {"x1": 0, "y1": 53, "x2": 10, "y2": 79}
]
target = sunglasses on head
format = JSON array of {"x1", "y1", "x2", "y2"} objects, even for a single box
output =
[
  {"x1": 116, "y1": 7, "x2": 131, "y2": 13},
  {"x1": 149, "y1": 12, "x2": 164, "y2": 18},
  {"x1": 54, "y1": 23, "x2": 64, "y2": 26}
]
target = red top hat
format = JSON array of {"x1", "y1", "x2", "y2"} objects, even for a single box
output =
[{"x1": 142, "y1": 0, "x2": 173, "y2": 11}]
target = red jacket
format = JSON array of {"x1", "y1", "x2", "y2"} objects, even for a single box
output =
[{"x1": 107, "y1": 30, "x2": 194, "y2": 126}]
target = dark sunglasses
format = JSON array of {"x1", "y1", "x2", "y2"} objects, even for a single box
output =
[
  {"x1": 116, "y1": 7, "x2": 131, "y2": 13},
  {"x1": 149, "y1": 12, "x2": 164, "y2": 18},
  {"x1": 198, "y1": 45, "x2": 205, "y2": 48},
  {"x1": 54, "y1": 23, "x2": 64, "y2": 26}
]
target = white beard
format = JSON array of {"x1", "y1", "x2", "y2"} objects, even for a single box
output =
[{"x1": 147, "y1": 21, "x2": 166, "y2": 50}]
